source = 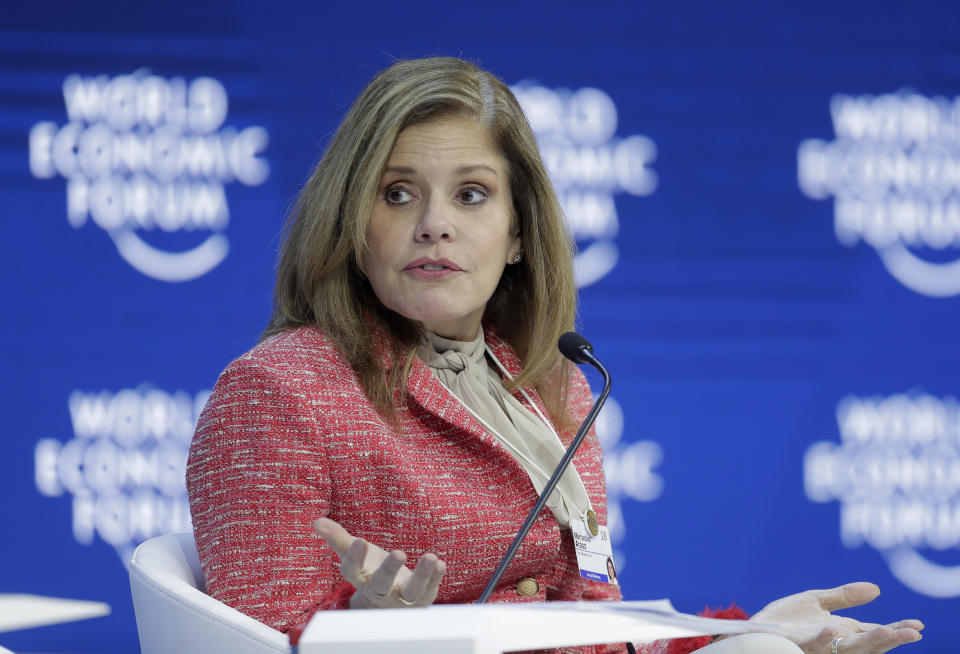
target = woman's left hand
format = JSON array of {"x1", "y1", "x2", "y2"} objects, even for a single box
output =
[
  {"x1": 749, "y1": 582, "x2": 923, "y2": 653},
  {"x1": 313, "y1": 517, "x2": 447, "y2": 609}
]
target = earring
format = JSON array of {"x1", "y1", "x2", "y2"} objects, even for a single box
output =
[{"x1": 512, "y1": 249, "x2": 523, "y2": 264}]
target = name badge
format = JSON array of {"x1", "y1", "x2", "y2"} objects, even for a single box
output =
[{"x1": 571, "y1": 516, "x2": 619, "y2": 585}]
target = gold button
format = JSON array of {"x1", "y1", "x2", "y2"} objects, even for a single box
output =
[
  {"x1": 516, "y1": 577, "x2": 540, "y2": 597},
  {"x1": 586, "y1": 509, "x2": 599, "y2": 536}
]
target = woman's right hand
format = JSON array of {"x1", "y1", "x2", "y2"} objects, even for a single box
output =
[{"x1": 313, "y1": 517, "x2": 448, "y2": 609}]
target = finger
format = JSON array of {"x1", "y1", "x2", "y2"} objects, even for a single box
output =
[
  {"x1": 365, "y1": 549, "x2": 407, "y2": 597},
  {"x1": 855, "y1": 621, "x2": 883, "y2": 632},
  {"x1": 885, "y1": 620, "x2": 924, "y2": 631},
  {"x1": 872, "y1": 628, "x2": 923, "y2": 653},
  {"x1": 850, "y1": 619, "x2": 923, "y2": 636},
  {"x1": 798, "y1": 626, "x2": 838, "y2": 653},
  {"x1": 816, "y1": 582, "x2": 881, "y2": 612},
  {"x1": 844, "y1": 626, "x2": 897, "y2": 654},
  {"x1": 840, "y1": 625, "x2": 922, "y2": 654},
  {"x1": 313, "y1": 517, "x2": 355, "y2": 557},
  {"x1": 418, "y1": 558, "x2": 447, "y2": 606},
  {"x1": 338, "y1": 537, "x2": 370, "y2": 585},
  {"x1": 833, "y1": 615, "x2": 883, "y2": 633},
  {"x1": 399, "y1": 553, "x2": 440, "y2": 604}
]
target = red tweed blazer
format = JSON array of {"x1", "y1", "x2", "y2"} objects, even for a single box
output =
[{"x1": 186, "y1": 325, "x2": 622, "y2": 648}]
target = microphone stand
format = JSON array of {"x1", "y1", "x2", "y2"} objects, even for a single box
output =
[{"x1": 476, "y1": 336, "x2": 611, "y2": 604}]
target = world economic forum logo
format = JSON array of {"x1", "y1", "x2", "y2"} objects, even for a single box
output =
[
  {"x1": 29, "y1": 71, "x2": 269, "y2": 282},
  {"x1": 512, "y1": 83, "x2": 657, "y2": 287},
  {"x1": 34, "y1": 385, "x2": 206, "y2": 564},
  {"x1": 804, "y1": 392, "x2": 960, "y2": 598},
  {"x1": 798, "y1": 91, "x2": 960, "y2": 297}
]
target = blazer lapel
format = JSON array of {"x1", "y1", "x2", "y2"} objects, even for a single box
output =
[
  {"x1": 404, "y1": 354, "x2": 508, "y2": 454},
  {"x1": 404, "y1": 334, "x2": 552, "y2": 483}
]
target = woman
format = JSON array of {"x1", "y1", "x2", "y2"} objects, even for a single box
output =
[{"x1": 186, "y1": 57, "x2": 922, "y2": 654}]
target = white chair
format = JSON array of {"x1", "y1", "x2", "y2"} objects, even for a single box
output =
[
  {"x1": 697, "y1": 633, "x2": 803, "y2": 653},
  {"x1": 129, "y1": 534, "x2": 802, "y2": 654},
  {"x1": 128, "y1": 533, "x2": 289, "y2": 654}
]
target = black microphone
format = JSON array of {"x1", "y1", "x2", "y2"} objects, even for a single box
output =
[
  {"x1": 558, "y1": 331, "x2": 599, "y2": 365},
  {"x1": 477, "y1": 331, "x2": 612, "y2": 604}
]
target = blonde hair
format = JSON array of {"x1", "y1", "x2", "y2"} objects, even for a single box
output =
[{"x1": 265, "y1": 57, "x2": 577, "y2": 424}]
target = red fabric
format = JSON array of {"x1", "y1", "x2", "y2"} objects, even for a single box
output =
[
  {"x1": 633, "y1": 604, "x2": 749, "y2": 654},
  {"x1": 186, "y1": 325, "x2": 622, "y2": 653},
  {"x1": 700, "y1": 604, "x2": 748, "y2": 621}
]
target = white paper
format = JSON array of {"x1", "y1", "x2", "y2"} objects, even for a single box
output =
[
  {"x1": 0, "y1": 594, "x2": 110, "y2": 633},
  {"x1": 299, "y1": 599, "x2": 762, "y2": 654}
]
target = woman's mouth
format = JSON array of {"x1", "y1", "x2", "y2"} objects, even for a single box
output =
[{"x1": 404, "y1": 258, "x2": 463, "y2": 279}]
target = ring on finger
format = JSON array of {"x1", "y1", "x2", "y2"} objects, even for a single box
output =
[
  {"x1": 396, "y1": 592, "x2": 417, "y2": 606},
  {"x1": 831, "y1": 637, "x2": 842, "y2": 654}
]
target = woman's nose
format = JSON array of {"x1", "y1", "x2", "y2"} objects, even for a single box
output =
[{"x1": 415, "y1": 196, "x2": 454, "y2": 242}]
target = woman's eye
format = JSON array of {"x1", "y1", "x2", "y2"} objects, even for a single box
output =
[
  {"x1": 384, "y1": 186, "x2": 414, "y2": 204},
  {"x1": 458, "y1": 187, "x2": 488, "y2": 205}
]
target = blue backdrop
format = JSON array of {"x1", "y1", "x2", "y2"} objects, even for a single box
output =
[{"x1": 3, "y1": 1, "x2": 959, "y2": 652}]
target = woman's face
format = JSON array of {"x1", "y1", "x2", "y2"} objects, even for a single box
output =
[{"x1": 364, "y1": 115, "x2": 521, "y2": 341}]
